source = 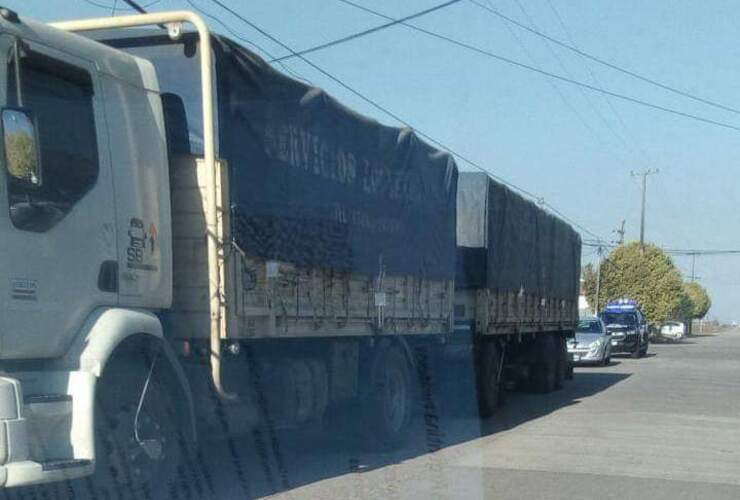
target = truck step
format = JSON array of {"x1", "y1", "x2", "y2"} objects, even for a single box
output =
[
  {"x1": 40, "y1": 459, "x2": 92, "y2": 472},
  {"x1": 3, "y1": 459, "x2": 95, "y2": 487},
  {"x1": 24, "y1": 394, "x2": 72, "y2": 405}
]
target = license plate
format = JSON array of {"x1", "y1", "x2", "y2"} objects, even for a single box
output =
[{"x1": 611, "y1": 340, "x2": 618, "y2": 346}]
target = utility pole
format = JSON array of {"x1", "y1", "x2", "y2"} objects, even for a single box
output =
[
  {"x1": 690, "y1": 253, "x2": 697, "y2": 282},
  {"x1": 612, "y1": 219, "x2": 625, "y2": 245},
  {"x1": 631, "y1": 168, "x2": 659, "y2": 250},
  {"x1": 594, "y1": 243, "x2": 604, "y2": 314}
]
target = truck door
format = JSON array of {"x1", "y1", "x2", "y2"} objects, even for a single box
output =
[{"x1": 0, "y1": 38, "x2": 117, "y2": 359}]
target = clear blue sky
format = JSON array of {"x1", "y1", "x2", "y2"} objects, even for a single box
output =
[{"x1": 13, "y1": 0, "x2": 740, "y2": 321}]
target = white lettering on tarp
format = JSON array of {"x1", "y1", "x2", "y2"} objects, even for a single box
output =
[
  {"x1": 332, "y1": 203, "x2": 402, "y2": 234},
  {"x1": 264, "y1": 123, "x2": 423, "y2": 203}
]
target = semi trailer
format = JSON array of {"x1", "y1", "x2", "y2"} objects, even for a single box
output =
[{"x1": 0, "y1": 8, "x2": 580, "y2": 494}]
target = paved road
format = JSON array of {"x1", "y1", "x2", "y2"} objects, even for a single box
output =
[
  {"x1": 6, "y1": 330, "x2": 740, "y2": 499},
  {"x1": 262, "y1": 330, "x2": 740, "y2": 499}
]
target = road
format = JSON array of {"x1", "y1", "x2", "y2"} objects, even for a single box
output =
[
  {"x1": 256, "y1": 330, "x2": 740, "y2": 500},
  {"x1": 5, "y1": 329, "x2": 740, "y2": 499}
]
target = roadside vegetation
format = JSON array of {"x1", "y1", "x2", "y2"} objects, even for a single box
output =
[{"x1": 583, "y1": 242, "x2": 711, "y2": 336}]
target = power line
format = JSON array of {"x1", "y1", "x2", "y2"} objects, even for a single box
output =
[
  {"x1": 667, "y1": 249, "x2": 740, "y2": 256},
  {"x1": 270, "y1": 0, "x2": 463, "y2": 63},
  {"x1": 333, "y1": 0, "x2": 740, "y2": 133},
  {"x1": 544, "y1": 0, "x2": 651, "y2": 164},
  {"x1": 482, "y1": 0, "x2": 625, "y2": 167},
  {"x1": 543, "y1": 202, "x2": 605, "y2": 241},
  {"x1": 205, "y1": 0, "x2": 606, "y2": 241},
  {"x1": 510, "y1": 0, "x2": 638, "y2": 163},
  {"x1": 206, "y1": 0, "x2": 536, "y2": 195},
  {"x1": 581, "y1": 240, "x2": 740, "y2": 256},
  {"x1": 82, "y1": 0, "x2": 161, "y2": 10},
  {"x1": 183, "y1": 0, "x2": 312, "y2": 84},
  {"x1": 468, "y1": 0, "x2": 740, "y2": 117},
  {"x1": 120, "y1": 0, "x2": 148, "y2": 14}
]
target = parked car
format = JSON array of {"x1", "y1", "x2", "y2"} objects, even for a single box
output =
[
  {"x1": 600, "y1": 299, "x2": 649, "y2": 358},
  {"x1": 568, "y1": 317, "x2": 612, "y2": 365},
  {"x1": 660, "y1": 321, "x2": 686, "y2": 340}
]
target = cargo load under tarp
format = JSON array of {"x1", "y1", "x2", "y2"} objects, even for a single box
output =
[
  {"x1": 97, "y1": 32, "x2": 458, "y2": 280},
  {"x1": 456, "y1": 172, "x2": 581, "y2": 299}
]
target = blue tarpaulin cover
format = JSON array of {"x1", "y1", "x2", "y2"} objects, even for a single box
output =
[{"x1": 95, "y1": 32, "x2": 459, "y2": 280}]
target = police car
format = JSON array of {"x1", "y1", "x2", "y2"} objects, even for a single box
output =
[{"x1": 599, "y1": 299, "x2": 649, "y2": 358}]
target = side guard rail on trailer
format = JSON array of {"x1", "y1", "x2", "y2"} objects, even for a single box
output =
[{"x1": 50, "y1": 11, "x2": 235, "y2": 400}]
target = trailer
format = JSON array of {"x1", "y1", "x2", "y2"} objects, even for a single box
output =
[
  {"x1": 0, "y1": 8, "x2": 580, "y2": 494},
  {"x1": 456, "y1": 173, "x2": 581, "y2": 412}
]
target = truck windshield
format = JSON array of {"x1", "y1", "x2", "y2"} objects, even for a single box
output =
[{"x1": 601, "y1": 312, "x2": 637, "y2": 326}]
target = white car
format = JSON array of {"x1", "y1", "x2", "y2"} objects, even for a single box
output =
[
  {"x1": 660, "y1": 321, "x2": 686, "y2": 340},
  {"x1": 568, "y1": 317, "x2": 612, "y2": 365}
]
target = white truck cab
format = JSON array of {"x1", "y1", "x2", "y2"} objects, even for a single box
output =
[{"x1": 0, "y1": 8, "x2": 193, "y2": 490}]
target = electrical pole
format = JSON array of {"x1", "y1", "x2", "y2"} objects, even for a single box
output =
[
  {"x1": 594, "y1": 243, "x2": 604, "y2": 314},
  {"x1": 631, "y1": 168, "x2": 659, "y2": 250},
  {"x1": 612, "y1": 219, "x2": 625, "y2": 245}
]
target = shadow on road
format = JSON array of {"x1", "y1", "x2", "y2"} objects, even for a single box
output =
[
  {"x1": 1, "y1": 368, "x2": 630, "y2": 500},
  {"x1": 613, "y1": 352, "x2": 658, "y2": 359},
  {"x1": 203, "y1": 365, "x2": 632, "y2": 499}
]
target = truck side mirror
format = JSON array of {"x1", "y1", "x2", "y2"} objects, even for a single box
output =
[{"x1": 2, "y1": 108, "x2": 41, "y2": 189}]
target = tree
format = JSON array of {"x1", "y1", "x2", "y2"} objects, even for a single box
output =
[
  {"x1": 582, "y1": 262, "x2": 597, "y2": 311},
  {"x1": 682, "y1": 282, "x2": 711, "y2": 320},
  {"x1": 582, "y1": 242, "x2": 685, "y2": 323}
]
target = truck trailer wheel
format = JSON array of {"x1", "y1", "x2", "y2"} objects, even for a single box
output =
[
  {"x1": 530, "y1": 334, "x2": 559, "y2": 393},
  {"x1": 93, "y1": 355, "x2": 183, "y2": 498},
  {"x1": 554, "y1": 336, "x2": 567, "y2": 389},
  {"x1": 364, "y1": 344, "x2": 414, "y2": 450},
  {"x1": 477, "y1": 342, "x2": 503, "y2": 418}
]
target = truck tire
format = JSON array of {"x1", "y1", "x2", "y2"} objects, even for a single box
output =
[
  {"x1": 631, "y1": 341, "x2": 641, "y2": 359},
  {"x1": 555, "y1": 336, "x2": 567, "y2": 390},
  {"x1": 364, "y1": 344, "x2": 414, "y2": 450},
  {"x1": 531, "y1": 334, "x2": 558, "y2": 393},
  {"x1": 93, "y1": 355, "x2": 183, "y2": 498},
  {"x1": 477, "y1": 341, "x2": 503, "y2": 418}
]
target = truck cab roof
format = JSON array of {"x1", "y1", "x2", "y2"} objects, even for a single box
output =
[{"x1": 3, "y1": 13, "x2": 160, "y2": 92}]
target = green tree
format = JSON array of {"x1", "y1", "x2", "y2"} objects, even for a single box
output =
[
  {"x1": 582, "y1": 262, "x2": 598, "y2": 311},
  {"x1": 583, "y1": 242, "x2": 685, "y2": 323},
  {"x1": 682, "y1": 282, "x2": 711, "y2": 320}
]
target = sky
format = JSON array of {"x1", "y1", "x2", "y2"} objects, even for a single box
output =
[{"x1": 11, "y1": 0, "x2": 740, "y2": 321}]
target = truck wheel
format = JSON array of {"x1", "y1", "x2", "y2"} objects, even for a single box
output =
[
  {"x1": 365, "y1": 345, "x2": 413, "y2": 450},
  {"x1": 93, "y1": 356, "x2": 182, "y2": 498},
  {"x1": 531, "y1": 334, "x2": 558, "y2": 393},
  {"x1": 555, "y1": 336, "x2": 567, "y2": 390},
  {"x1": 631, "y1": 343, "x2": 641, "y2": 359},
  {"x1": 477, "y1": 342, "x2": 503, "y2": 418}
]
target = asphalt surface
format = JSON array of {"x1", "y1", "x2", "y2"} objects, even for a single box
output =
[
  {"x1": 262, "y1": 330, "x2": 740, "y2": 500},
  {"x1": 5, "y1": 329, "x2": 740, "y2": 499}
]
